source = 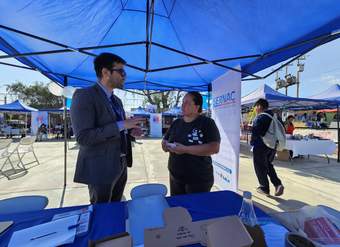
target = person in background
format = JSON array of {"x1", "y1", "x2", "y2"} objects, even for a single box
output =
[
  {"x1": 311, "y1": 111, "x2": 318, "y2": 123},
  {"x1": 162, "y1": 92, "x2": 220, "y2": 196},
  {"x1": 250, "y1": 98, "x2": 284, "y2": 197},
  {"x1": 37, "y1": 123, "x2": 48, "y2": 141},
  {"x1": 318, "y1": 112, "x2": 328, "y2": 128},
  {"x1": 284, "y1": 115, "x2": 295, "y2": 135}
]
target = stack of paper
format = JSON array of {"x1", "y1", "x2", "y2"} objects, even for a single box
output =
[
  {"x1": 52, "y1": 205, "x2": 93, "y2": 236},
  {"x1": 8, "y1": 215, "x2": 79, "y2": 247}
]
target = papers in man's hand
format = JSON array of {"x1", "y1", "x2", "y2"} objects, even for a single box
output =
[
  {"x1": 8, "y1": 215, "x2": 79, "y2": 247},
  {"x1": 52, "y1": 205, "x2": 93, "y2": 236}
]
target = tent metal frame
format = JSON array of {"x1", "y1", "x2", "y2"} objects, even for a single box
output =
[
  {"x1": 1, "y1": 19, "x2": 339, "y2": 84},
  {"x1": 1, "y1": 1, "x2": 340, "y2": 207}
]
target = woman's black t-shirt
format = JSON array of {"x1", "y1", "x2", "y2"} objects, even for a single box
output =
[{"x1": 163, "y1": 115, "x2": 221, "y2": 183}]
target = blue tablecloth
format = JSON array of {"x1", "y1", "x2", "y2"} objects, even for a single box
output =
[{"x1": 0, "y1": 190, "x2": 287, "y2": 247}]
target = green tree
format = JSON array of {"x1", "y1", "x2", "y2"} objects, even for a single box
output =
[
  {"x1": 6, "y1": 81, "x2": 63, "y2": 109},
  {"x1": 143, "y1": 90, "x2": 183, "y2": 112}
]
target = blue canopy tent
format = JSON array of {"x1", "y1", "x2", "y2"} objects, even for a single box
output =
[
  {"x1": 0, "y1": 100, "x2": 38, "y2": 135},
  {"x1": 2, "y1": 1, "x2": 340, "y2": 201},
  {"x1": 242, "y1": 84, "x2": 339, "y2": 110},
  {"x1": 242, "y1": 84, "x2": 340, "y2": 161},
  {"x1": 310, "y1": 84, "x2": 340, "y2": 101},
  {"x1": 0, "y1": 1, "x2": 340, "y2": 91},
  {"x1": 309, "y1": 84, "x2": 340, "y2": 162},
  {"x1": 0, "y1": 100, "x2": 38, "y2": 112}
]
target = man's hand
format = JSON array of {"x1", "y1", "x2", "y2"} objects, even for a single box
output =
[
  {"x1": 123, "y1": 117, "x2": 144, "y2": 129},
  {"x1": 168, "y1": 142, "x2": 187, "y2": 155},
  {"x1": 130, "y1": 127, "x2": 143, "y2": 138}
]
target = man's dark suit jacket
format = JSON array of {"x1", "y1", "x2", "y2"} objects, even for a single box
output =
[{"x1": 70, "y1": 84, "x2": 133, "y2": 185}]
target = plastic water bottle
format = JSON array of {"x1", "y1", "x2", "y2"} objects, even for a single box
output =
[{"x1": 238, "y1": 191, "x2": 258, "y2": 227}]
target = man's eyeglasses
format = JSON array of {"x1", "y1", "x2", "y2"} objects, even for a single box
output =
[{"x1": 110, "y1": 68, "x2": 126, "y2": 77}]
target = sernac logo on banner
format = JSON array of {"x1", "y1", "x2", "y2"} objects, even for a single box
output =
[{"x1": 213, "y1": 90, "x2": 236, "y2": 108}]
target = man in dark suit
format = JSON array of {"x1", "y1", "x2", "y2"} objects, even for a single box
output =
[{"x1": 71, "y1": 53, "x2": 143, "y2": 203}]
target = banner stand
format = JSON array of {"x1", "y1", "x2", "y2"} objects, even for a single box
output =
[{"x1": 211, "y1": 67, "x2": 241, "y2": 191}]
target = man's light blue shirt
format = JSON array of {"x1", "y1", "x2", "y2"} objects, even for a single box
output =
[{"x1": 97, "y1": 82, "x2": 125, "y2": 131}]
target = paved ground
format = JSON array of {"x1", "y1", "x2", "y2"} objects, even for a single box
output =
[{"x1": 0, "y1": 138, "x2": 339, "y2": 214}]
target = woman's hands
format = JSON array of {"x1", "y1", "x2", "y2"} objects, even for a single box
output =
[
  {"x1": 162, "y1": 141, "x2": 220, "y2": 156},
  {"x1": 162, "y1": 140, "x2": 187, "y2": 154},
  {"x1": 167, "y1": 142, "x2": 187, "y2": 155}
]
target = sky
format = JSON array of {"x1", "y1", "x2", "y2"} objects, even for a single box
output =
[
  {"x1": 1, "y1": 38, "x2": 340, "y2": 108},
  {"x1": 242, "y1": 39, "x2": 340, "y2": 97}
]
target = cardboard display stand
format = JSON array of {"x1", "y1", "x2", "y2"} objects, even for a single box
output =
[{"x1": 144, "y1": 207, "x2": 253, "y2": 247}]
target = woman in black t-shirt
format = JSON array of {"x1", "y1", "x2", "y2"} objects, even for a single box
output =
[{"x1": 162, "y1": 92, "x2": 221, "y2": 196}]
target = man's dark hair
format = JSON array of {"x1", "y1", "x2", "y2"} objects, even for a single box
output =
[
  {"x1": 187, "y1": 91, "x2": 203, "y2": 113},
  {"x1": 254, "y1": 98, "x2": 269, "y2": 110},
  {"x1": 94, "y1": 53, "x2": 126, "y2": 78},
  {"x1": 287, "y1": 115, "x2": 295, "y2": 120}
]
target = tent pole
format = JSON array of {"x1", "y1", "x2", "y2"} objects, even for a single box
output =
[
  {"x1": 208, "y1": 84, "x2": 212, "y2": 117},
  {"x1": 60, "y1": 76, "x2": 68, "y2": 207},
  {"x1": 145, "y1": 0, "x2": 150, "y2": 73},
  {"x1": 48, "y1": 113, "x2": 51, "y2": 136},
  {"x1": 63, "y1": 83, "x2": 67, "y2": 187},
  {"x1": 337, "y1": 105, "x2": 339, "y2": 163},
  {"x1": 25, "y1": 113, "x2": 27, "y2": 136}
]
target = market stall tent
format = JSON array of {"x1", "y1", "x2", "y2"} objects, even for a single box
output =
[{"x1": 241, "y1": 84, "x2": 339, "y2": 109}]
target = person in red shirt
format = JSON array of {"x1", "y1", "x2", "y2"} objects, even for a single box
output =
[{"x1": 285, "y1": 115, "x2": 295, "y2": 135}]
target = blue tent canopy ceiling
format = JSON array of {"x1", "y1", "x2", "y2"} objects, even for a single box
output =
[
  {"x1": 1, "y1": 1, "x2": 340, "y2": 91},
  {"x1": 0, "y1": 100, "x2": 38, "y2": 112}
]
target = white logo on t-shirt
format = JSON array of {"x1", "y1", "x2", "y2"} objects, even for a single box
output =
[{"x1": 188, "y1": 128, "x2": 204, "y2": 144}]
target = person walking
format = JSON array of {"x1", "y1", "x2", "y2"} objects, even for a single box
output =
[{"x1": 251, "y1": 99, "x2": 284, "y2": 196}]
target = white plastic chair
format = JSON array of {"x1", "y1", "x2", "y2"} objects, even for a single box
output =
[
  {"x1": 0, "y1": 195, "x2": 48, "y2": 214},
  {"x1": 0, "y1": 139, "x2": 27, "y2": 179},
  {"x1": 15, "y1": 136, "x2": 40, "y2": 168},
  {"x1": 130, "y1": 183, "x2": 168, "y2": 199},
  {"x1": 0, "y1": 139, "x2": 14, "y2": 178}
]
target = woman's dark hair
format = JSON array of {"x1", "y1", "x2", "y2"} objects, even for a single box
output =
[
  {"x1": 287, "y1": 115, "x2": 295, "y2": 120},
  {"x1": 94, "y1": 53, "x2": 126, "y2": 78},
  {"x1": 187, "y1": 91, "x2": 203, "y2": 113},
  {"x1": 254, "y1": 98, "x2": 269, "y2": 110}
]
